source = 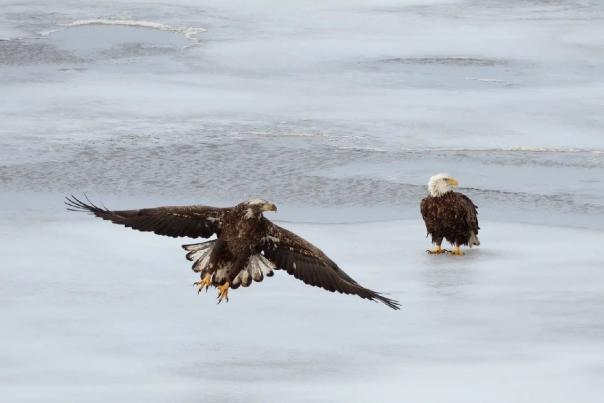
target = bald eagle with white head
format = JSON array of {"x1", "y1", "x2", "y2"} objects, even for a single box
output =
[
  {"x1": 65, "y1": 196, "x2": 399, "y2": 309},
  {"x1": 420, "y1": 174, "x2": 480, "y2": 256}
]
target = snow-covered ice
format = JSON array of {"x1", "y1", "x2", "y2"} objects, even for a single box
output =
[
  {"x1": 1, "y1": 218, "x2": 603, "y2": 402},
  {"x1": 1, "y1": 0, "x2": 604, "y2": 401}
]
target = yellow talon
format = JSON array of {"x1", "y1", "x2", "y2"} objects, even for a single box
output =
[
  {"x1": 194, "y1": 274, "x2": 212, "y2": 294},
  {"x1": 450, "y1": 245, "x2": 464, "y2": 256},
  {"x1": 427, "y1": 245, "x2": 446, "y2": 255},
  {"x1": 216, "y1": 282, "x2": 230, "y2": 304}
]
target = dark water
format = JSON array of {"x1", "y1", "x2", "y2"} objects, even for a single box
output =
[{"x1": 1, "y1": 122, "x2": 603, "y2": 228}]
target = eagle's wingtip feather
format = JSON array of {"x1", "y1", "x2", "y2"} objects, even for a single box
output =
[
  {"x1": 373, "y1": 293, "x2": 401, "y2": 310},
  {"x1": 64, "y1": 194, "x2": 108, "y2": 214}
]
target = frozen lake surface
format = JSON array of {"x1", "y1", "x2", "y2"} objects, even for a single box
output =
[
  {"x1": 1, "y1": 219, "x2": 603, "y2": 402},
  {"x1": 1, "y1": 0, "x2": 603, "y2": 227},
  {"x1": 1, "y1": 0, "x2": 604, "y2": 401}
]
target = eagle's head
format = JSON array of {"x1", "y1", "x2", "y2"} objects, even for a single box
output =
[
  {"x1": 428, "y1": 173, "x2": 459, "y2": 197},
  {"x1": 242, "y1": 198, "x2": 277, "y2": 219}
]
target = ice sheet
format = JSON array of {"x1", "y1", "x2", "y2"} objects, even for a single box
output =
[
  {"x1": 2, "y1": 1, "x2": 604, "y2": 400},
  {"x1": 0, "y1": 217, "x2": 603, "y2": 402}
]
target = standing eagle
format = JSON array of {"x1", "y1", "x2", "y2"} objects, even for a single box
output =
[
  {"x1": 65, "y1": 196, "x2": 399, "y2": 309},
  {"x1": 420, "y1": 174, "x2": 480, "y2": 256}
]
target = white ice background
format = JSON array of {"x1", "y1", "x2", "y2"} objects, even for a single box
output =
[{"x1": 1, "y1": 0, "x2": 604, "y2": 402}]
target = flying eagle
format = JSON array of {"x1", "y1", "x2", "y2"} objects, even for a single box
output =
[
  {"x1": 420, "y1": 174, "x2": 480, "y2": 256},
  {"x1": 65, "y1": 196, "x2": 399, "y2": 309}
]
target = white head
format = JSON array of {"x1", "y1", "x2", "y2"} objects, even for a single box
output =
[
  {"x1": 428, "y1": 173, "x2": 459, "y2": 197},
  {"x1": 242, "y1": 198, "x2": 277, "y2": 219}
]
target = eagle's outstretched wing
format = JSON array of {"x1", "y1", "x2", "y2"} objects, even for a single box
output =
[
  {"x1": 65, "y1": 195, "x2": 226, "y2": 238},
  {"x1": 260, "y1": 220, "x2": 400, "y2": 310}
]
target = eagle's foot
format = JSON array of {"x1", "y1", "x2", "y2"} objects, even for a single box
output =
[
  {"x1": 427, "y1": 245, "x2": 447, "y2": 255},
  {"x1": 216, "y1": 282, "x2": 230, "y2": 304},
  {"x1": 449, "y1": 246, "x2": 464, "y2": 256},
  {"x1": 194, "y1": 274, "x2": 213, "y2": 294}
]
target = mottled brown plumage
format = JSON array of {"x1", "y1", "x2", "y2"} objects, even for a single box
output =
[
  {"x1": 421, "y1": 192, "x2": 479, "y2": 246},
  {"x1": 420, "y1": 174, "x2": 480, "y2": 254},
  {"x1": 66, "y1": 195, "x2": 399, "y2": 309}
]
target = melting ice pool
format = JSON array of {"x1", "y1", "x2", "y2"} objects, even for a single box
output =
[{"x1": 47, "y1": 24, "x2": 190, "y2": 55}]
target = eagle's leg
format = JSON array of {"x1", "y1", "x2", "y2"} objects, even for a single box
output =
[
  {"x1": 216, "y1": 282, "x2": 230, "y2": 304},
  {"x1": 427, "y1": 244, "x2": 446, "y2": 255},
  {"x1": 194, "y1": 273, "x2": 213, "y2": 293},
  {"x1": 451, "y1": 245, "x2": 464, "y2": 256}
]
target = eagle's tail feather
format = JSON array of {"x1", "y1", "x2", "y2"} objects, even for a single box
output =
[
  {"x1": 469, "y1": 231, "x2": 480, "y2": 247},
  {"x1": 182, "y1": 240, "x2": 216, "y2": 271},
  {"x1": 231, "y1": 254, "x2": 275, "y2": 289},
  {"x1": 183, "y1": 240, "x2": 215, "y2": 255},
  {"x1": 183, "y1": 244, "x2": 274, "y2": 289}
]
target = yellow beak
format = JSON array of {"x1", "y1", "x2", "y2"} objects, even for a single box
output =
[
  {"x1": 263, "y1": 203, "x2": 277, "y2": 212},
  {"x1": 445, "y1": 178, "x2": 459, "y2": 186}
]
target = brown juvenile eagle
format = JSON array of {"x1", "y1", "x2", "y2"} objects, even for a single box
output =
[
  {"x1": 65, "y1": 196, "x2": 399, "y2": 309},
  {"x1": 420, "y1": 174, "x2": 480, "y2": 256}
]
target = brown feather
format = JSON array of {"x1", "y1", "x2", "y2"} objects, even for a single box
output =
[
  {"x1": 420, "y1": 191, "x2": 479, "y2": 246},
  {"x1": 261, "y1": 222, "x2": 400, "y2": 310},
  {"x1": 67, "y1": 195, "x2": 400, "y2": 309},
  {"x1": 65, "y1": 195, "x2": 225, "y2": 239}
]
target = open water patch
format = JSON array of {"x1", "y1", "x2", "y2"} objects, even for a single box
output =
[{"x1": 44, "y1": 20, "x2": 204, "y2": 60}]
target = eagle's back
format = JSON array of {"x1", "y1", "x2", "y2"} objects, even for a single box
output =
[
  {"x1": 421, "y1": 191, "x2": 479, "y2": 246},
  {"x1": 215, "y1": 214, "x2": 269, "y2": 272}
]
